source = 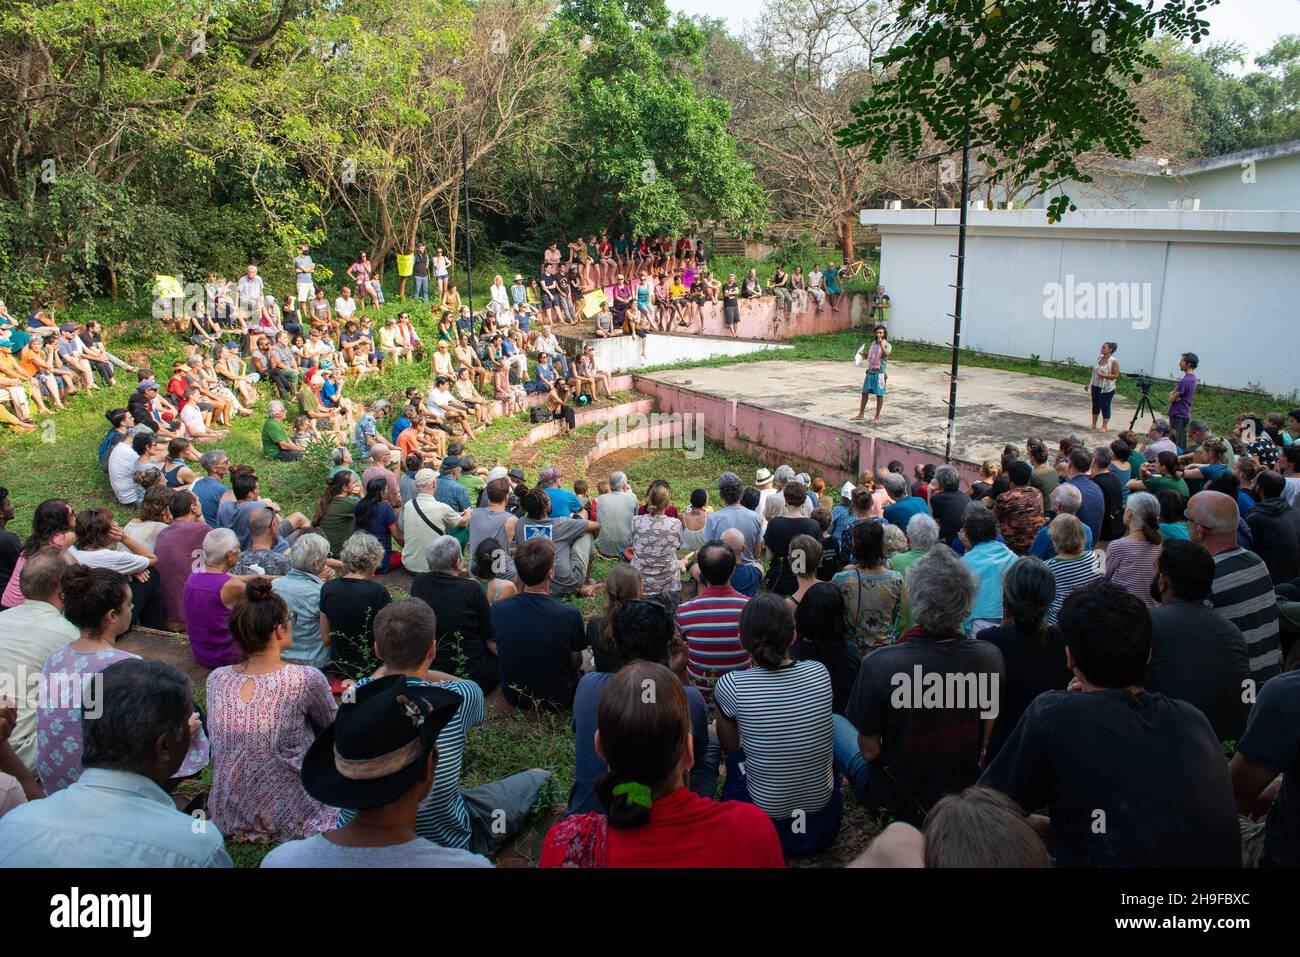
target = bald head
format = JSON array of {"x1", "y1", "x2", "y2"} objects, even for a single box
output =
[
  {"x1": 1186, "y1": 490, "x2": 1239, "y2": 551},
  {"x1": 20, "y1": 546, "x2": 72, "y2": 605}
]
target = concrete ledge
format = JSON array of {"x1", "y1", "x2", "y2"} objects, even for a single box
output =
[{"x1": 552, "y1": 329, "x2": 792, "y2": 374}]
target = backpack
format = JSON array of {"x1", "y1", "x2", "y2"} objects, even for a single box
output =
[{"x1": 529, "y1": 406, "x2": 554, "y2": 424}]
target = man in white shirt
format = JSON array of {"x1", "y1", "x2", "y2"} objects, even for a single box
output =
[
  {"x1": 236, "y1": 265, "x2": 264, "y2": 319},
  {"x1": 334, "y1": 287, "x2": 357, "y2": 324},
  {"x1": 0, "y1": 550, "x2": 79, "y2": 772},
  {"x1": 594, "y1": 470, "x2": 639, "y2": 559},
  {"x1": 426, "y1": 376, "x2": 475, "y2": 439},
  {"x1": 401, "y1": 470, "x2": 470, "y2": 572}
]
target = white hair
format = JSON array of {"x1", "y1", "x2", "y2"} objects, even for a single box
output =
[
  {"x1": 908, "y1": 546, "x2": 977, "y2": 634},
  {"x1": 267, "y1": 399, "x2": 285, "y2": 416},
  {"x1": 905, "y1": 513, "x2": 939, "y2": 550},
  {"x1": 1050, "y1": 482, "x2": 1082, "y2": 514},
  {"x1": 340, "y1": 531, "x2": 384, "y2": 574},
  {"x1": 202, "y1": 528, "x2": 240, "y2": 565},
  {"x1": 608, "y1": 471, "x2": 627, "y2": 491},
  {"x1": 290, "y1": 533, "x2": 331, "y2": 574},
  {"x1": 425, "y1": 535, "x2": 463, "y2": 573}
]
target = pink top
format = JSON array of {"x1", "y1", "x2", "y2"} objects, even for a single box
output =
[
  {"x1": 36, "y1": 644, "x2": 209, "y2": 794},
  {"x1": 1103, "y1": 536, "x2": 1162, "y2": 608},
  {"x1": 205, "y1": 664, "x2": 338, "y2": 841},
  {"x1": 155, "y1": 521, "x2": 213, "y2": 624},
  {"x1": 183, "y1": 571, "x2": 240, "y2": 668},
  {"x1": 2, "y1": 552, "x2": 28, "y2": 608}
]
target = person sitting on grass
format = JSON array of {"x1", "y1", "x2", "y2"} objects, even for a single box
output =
[
  {"x1": 320, "y1": 531, "x2": 392, "y2": 682},
  {"x1": 979, "y1": 581, "x2": 1242, "y2": 868},
  {"x1": 0, "y1": 658, "x2": 232, "y2": 867},
  {"x1": 716, "y1": 593, "x2": 839, "y2": 857},
  {"x1": 542, "y1": 661, "x2": 784, "y2": 868},
  {"x1": 206, "y1": 577, "x2": 338, "y2": 843},
  {"x1": 490, "y1": 537, "x2": 587, "y2": 712},
  {"x1": 333, "y1": 598, "x2": 549, "y2": 856}
]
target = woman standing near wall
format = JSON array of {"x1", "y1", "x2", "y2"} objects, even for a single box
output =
[{"x1": 1088, "y1": 341, "x2": 1120, "y2": 432}]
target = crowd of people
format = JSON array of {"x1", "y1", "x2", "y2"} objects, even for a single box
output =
[{"x1": 1, "y1": 242, "x2": 1298, "y2": 870}]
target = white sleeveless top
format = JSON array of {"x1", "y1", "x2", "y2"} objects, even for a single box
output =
[{"x1": 1091, "y1": 356, "x2": 1117, "y2": 393}]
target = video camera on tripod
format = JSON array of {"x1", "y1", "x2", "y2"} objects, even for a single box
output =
[{"x1": 1124, "y1": 372, "x2": 1157, "y2": 428}]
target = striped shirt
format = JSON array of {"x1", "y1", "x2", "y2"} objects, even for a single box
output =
[
  {"x1": 677, "y1": 585, "x2": 751, "y2": 700},
  {"x1": 1210, "y1": 548, "x2": 1281, "y2": 682},
  {"x1": 1046, "y1": 552, "x2": 1102, "y2": 623},
  {"x1": 1103, "y1": 536, "x2": 1161, "y2": 608},
  {"x1": 714, "y1": 659, "x2": 834, "y2": 821},
  {"x1": 339, "y1": 675, "x2": 484, "y2": 848}
]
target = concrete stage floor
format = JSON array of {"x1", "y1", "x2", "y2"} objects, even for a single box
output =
[{"x1": 641, "y1": 358, "x2": 1139, "y2": 468}]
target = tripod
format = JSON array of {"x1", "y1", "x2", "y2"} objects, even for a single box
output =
[{"x1": 1129, "y1": 385, "x2": 1156, "y2": 431}]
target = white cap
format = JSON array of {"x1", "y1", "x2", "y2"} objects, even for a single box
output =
[
  {"x1": 487, "y1": 466, "x2": 508, "y2": 482},
  {"x1": 840, "y1": 481, "x2": 855, "y2": 499}
]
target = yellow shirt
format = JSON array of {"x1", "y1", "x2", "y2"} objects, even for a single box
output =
[{"x1": 669, "y1": 283, "x2": 686, "y2": 299}]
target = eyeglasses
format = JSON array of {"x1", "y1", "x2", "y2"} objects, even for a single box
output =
[{"x1": 1183, "y1": 511, "x2": 1203, "y2": 530}]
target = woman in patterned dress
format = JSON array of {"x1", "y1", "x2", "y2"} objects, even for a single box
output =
[
  {"x1": 630, "y1": 483, "x2": 683, "y2": 612},
  {"x1": 37, "y1": 565, "x2": 208, "y2": 794},
  {"x1": 206, "y1": 577, "x2": 337, "y2": 842}
]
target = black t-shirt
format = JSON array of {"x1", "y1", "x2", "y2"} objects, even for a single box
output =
[
  {"x1": 844, "y1": 632, "x2": 1006, "y2": 825},
  {"x1": 763, "y1": 515, "x2": 822, "y2": 595},
  {"x1": 980, "y1": 689, "x2": 1241, "y2": 867},
  {"x1": 792, "y1": 634, "x2": 862, "y2": 716},
  {"x1": 0, "y1": 530, "x2": 20, "y2": 598},
  {"x1": 976, "y1": 624, "x2": 1071, "y2": 762},
  {"x1": 1145, "y1": 602, "x2": 1252, "y2": 744},
  {"x1": 490, "y1": 592, "x2": 586, "y2": 710},
  {"x1": 1236, "y1": 669, "x2": 1300, "y2": 867},
  {"x1": 319, "y1": 577, "x2": 392, "y2": 679},
  {"x1": 585, "y1": 615, "x2": 626, "y2": 674},
  {"x1": 409, "y1": 572, "x2": 497, "y2": 688},
  {"x1": 817, "y1": 534, "x2": 842, "y2": 582},
  {"x1": 1091, "y1": 470, "x2": 1126, "y2": 541},
  {"x1": 722, "y1": 283, "x2": 739, "y2": 307},
  {"x1": 540, "y1": 275, "x2": 559, "y2": 296},
  {"x1": 929, "y1": 490, "x2": 969, "y2": 545}
]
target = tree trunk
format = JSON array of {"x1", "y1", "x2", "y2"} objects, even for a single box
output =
[
  {"x1": 107, "y1": 264, "x2": 118, "y2": 304},
  {"x1": 839, "y1": 217, "x2": 856, "y2": 264}
]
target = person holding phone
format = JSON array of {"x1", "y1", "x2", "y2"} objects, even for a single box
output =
[{"x1": 852, "y1": 325, "x2": 891, "y2": 424}]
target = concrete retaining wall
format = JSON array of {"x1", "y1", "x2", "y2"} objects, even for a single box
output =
[{"x1": 635, "y1": 375, "x2": 986, "y2": 485}]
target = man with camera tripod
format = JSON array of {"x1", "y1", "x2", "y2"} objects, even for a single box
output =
[{"x1": 1167, "y1": 352, "x2": 1199, "y2": 451}]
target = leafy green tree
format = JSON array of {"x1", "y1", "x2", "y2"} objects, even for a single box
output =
[
  {"x1": 550, "y1": 0, "x2": 767, "y2": 236},
  {"x1": 837, "y1": 0, "x2": 1220, "y2": 222}
]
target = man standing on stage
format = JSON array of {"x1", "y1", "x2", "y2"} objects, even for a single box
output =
[
  {"x1": 1168, "y1": 352, "x2": 1198, "y2": 451},
  {"x1": 852, "y1": 324, "x2": 891, "y2": 424}
]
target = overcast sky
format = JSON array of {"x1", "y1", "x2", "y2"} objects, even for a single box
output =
[{"x1": 665, "y1": 0, "x2": 1300, "y2": 73}]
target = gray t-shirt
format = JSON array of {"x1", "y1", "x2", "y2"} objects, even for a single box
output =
[
  {"x1": 594, "y1": 491, "x2": 638, "y2": 557},
  {"x1": 294, "y1": 255, "x2": 314, "y2": 284},
  {"x1": 516, "y1": 516, "x2": 589, "y2": 593},
  {"x1": 704, "y1": 505, "x2": 765, "y2": 563},
  {"x1": 261, "y1": 833, "x2": 492, "y2": 868}
]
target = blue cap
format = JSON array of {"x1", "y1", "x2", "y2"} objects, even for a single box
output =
[{"x1": 139, "y1": 380, "x2": 160, "y2": 391}]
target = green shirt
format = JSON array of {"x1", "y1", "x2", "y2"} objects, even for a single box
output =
[
  {"x1": 262, "y1": 417, "x2": 291, "y2": 457},
  {"x1": 1143, "y1": 475, "x2": 1190, "y2": 498}
]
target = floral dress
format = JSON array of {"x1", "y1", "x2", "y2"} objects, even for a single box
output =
[
  {"x1": 205, "y1": 664, "x2": 338, "y2": 842},
  {"x1": 36, "y1": 644, "x2": 210, "y2": 794},
  {"x1": 832, "y1": 567, "x2": 904, "y2": 651},
  {"x1": 631, "y1": 514, "x2": 683, "y2": 598}
]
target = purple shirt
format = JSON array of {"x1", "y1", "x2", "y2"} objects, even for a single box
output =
[
  {"x1": 155, "y1": 521, "x2": 213, "y2": 624},
  {"x1": 183, "y1": 571, "x2": 241, "y2": 668},
  {"x1": 1169, "y1": 372, "x2": 1197, "y2": 419}
]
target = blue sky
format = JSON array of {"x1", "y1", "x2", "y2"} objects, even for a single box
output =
[{"x1": 665, "y1": 0, "x2": 1300, "y2": 73}]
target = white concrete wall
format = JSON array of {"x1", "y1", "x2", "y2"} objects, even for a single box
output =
[
  {"x1": 862, "y1": 209, "x2": 1300, "y2": 395},
  {"x1": 1009, "y1": 146, "x2": 1300, "y2": 211}
]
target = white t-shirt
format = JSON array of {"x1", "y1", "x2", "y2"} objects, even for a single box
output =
[
  {"x1": 427, "y1": 387, "x2": 456, "y2": 412},
  {"x1": 432, "y1": 256, "x2": 450, "y2": 276},
  {"x1": 180, "y1": 403, "x2": 207, "y2": 436},
  {"x1": 490, "y1": 285, "x2": 510, "y2": 308},
  {"x1": 108, "y1": 442, "x2": 144, "y2": 505},
  {"x1": 334, "y1": 297, "x2": 356, "y2": 320},
  {"x1": 69, "y1": 545, "x2": 150, "y2": 575}
]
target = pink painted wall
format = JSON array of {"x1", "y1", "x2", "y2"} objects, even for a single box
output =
[{"x1": 635, "y1": 377, "x2": 988, "y2": 485}]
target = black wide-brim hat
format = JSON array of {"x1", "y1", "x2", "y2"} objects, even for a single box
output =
[{"x1": 302, "y1": 675, "x2": 463, "y2": 810}]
